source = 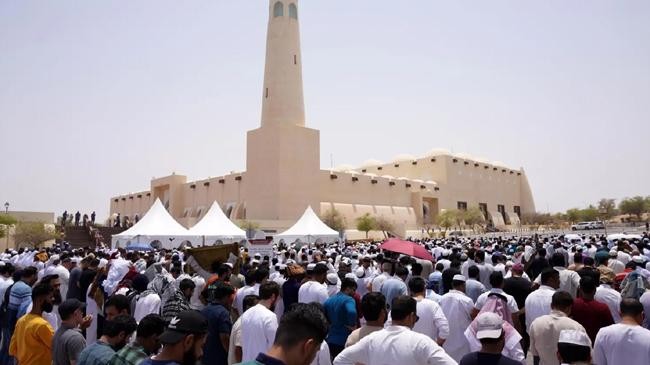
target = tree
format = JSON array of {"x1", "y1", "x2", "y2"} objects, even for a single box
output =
[
  {"x1": 238, "y1": 220, "x2": 261, "y2": 239},
  {"x1": 436, "y1": 210, "x2": 456, "y2": 232},
  {"x1": 597, "y1": 198, "x2": 617, "y2": 220},
  {"x1": 355, "y1": 213, "x2": 376, "y2": 239},
  {"x1": 375, "y1": 217, "x2": 394, "y2": 239},
  {"x1": 579, "y1": 205, "x2": 599, "y2": 222},
  {"x1": 619, "y1": 196, "x2": 647, "y2": 220},
  {"x1": 321, "y1": 208, "x2": 347, "y2": 234},
  {"x1": 566, "y1": 208, "x2": 581, "y2": 223},
  {"x1": 463, "y1": 208, "x2": 486, "y2": 232},
  {"x1": 13, "y1": 222, "x2": 58, "y2": 248},
  {"x1": 0, "y1": 215, "x2": 17, "y2": 239}
]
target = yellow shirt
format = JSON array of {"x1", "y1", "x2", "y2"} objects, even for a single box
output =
[{"x1": 9, "y1": 313, "x2": 54, "y2": 365}]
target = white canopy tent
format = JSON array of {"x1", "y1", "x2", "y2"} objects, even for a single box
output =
[
  {"x1": 188, "y1": 201, "x2": 247, "y2": 246},
  {"x1": 274, "y1": 206, "x2": 340, "y2": 245},
  {"x1": 112, "y1": 198, "x2": 194, "y2": 250}
]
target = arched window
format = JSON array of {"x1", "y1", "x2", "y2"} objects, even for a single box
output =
[
  {"x1": 289, "y1": 3, "x2": 298, "y2": 19},
  {"x1": 273, "y1": 1, "x2": 284, "y2": 17}
]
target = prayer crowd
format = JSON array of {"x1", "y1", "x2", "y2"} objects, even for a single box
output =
[{"x1": 1, "y1": 231, "x2": 650, "y2": 365}]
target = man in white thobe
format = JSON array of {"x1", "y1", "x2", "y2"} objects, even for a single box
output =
[
  {"x1": 334, "y1": 295, "x2": 456, "y2": 365},
  {"x1": 594, "y1": 280, "x2": 622, "y2": 323},
  {"x1": 594, "y1": 298, "x2": 650, "y2": 365},
  {"x1": 525, "y1": 268, "x2": 559, "y2": 330},
  {"x1": 439, "y1": 274, "x2": 474, "y2": 362}
]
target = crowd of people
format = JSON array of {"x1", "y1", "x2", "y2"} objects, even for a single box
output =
[
  {"x1": 60, "y1": 211, "x2": 97, "y2": 228},
  {"x1": 0, "y1": 231, "x2": 650, "y2": 365}
]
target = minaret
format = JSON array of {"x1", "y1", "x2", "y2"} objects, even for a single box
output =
[
  {"x1": 261, "y1": 0, "x2": 305, "y2": 127},
  {"x1": 245, "y1": 0, "x2": 320, "y2": 222}
]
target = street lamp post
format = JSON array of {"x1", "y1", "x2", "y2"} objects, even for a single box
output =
[{"x1": 4, "y1": 202, "x2": 9, "y2": 251}]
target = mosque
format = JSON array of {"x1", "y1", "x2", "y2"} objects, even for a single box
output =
[{"x1": 109, "y1": 0, "x2": 535, "y2": 238}]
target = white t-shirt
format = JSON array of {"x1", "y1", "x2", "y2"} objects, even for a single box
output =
[
  {"x1": 298, "y1": 281, "x2": 329, "y2": 304},
  {"x1": 594, "y1": 323, "x2": 650, "y2": 365},
  {"x1": 240, "y1": 304, "x2": 278, "y2": 362}
]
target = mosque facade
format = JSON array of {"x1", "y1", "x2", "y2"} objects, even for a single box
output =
[{"x1": 109, "y1": 0, "x2": 535, "y2": 237}]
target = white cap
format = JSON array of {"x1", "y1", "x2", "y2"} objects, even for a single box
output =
[
  {"x1": 452, "y1": 274, "x2": 466, "y2": 282},
  {"x1": 476, "y1": 312, "x2": 504, "y2": 339},
  {"x1": 558, "y1": 330, "x2": 592, "y2": 347},
  {"x1": 326, "y1": 273, "x2": 340, "y2": 286},
  {"x1": 345, "y1": 273, "x2": 357, "y2": 280},
  {"x1": 355, "y1": 267, "x2": 365, "y2": 278},
  {"x1": 633, "y1": 255, "x2": 646, "y2": 264},
  {"x1": 224, "y1": 262, "x2": 234, "y2": 269},
  {"x1": 306, "y1": 263, "x2": 316, "y2": 271}
]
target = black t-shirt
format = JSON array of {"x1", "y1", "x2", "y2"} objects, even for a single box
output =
[
  {"x1": 503, "y1": 277, "x2": 532, "y2": 309},
  {"x1": 460, "y1": 352, "x2": 522, "y2": 365},
  {"x1": 78, "y1": 268, "x2": 97, "y2": 302}
]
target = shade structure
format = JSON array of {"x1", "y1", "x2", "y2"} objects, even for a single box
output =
[
  {"x1": 188, "y1": 201, "x2": 247, "y2": 245},
  {"x1": 380, "y1": 238, "x2": 433, "y2": 261},
  {"x1": 112, "y1": 198, "x2": 193, "y2": 250},
  {"x1": 274, "y1": 206, "x2": 340, "y2": 244}
]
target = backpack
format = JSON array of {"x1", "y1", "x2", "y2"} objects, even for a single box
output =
[{"x1": 620, "y1": 271, "x2": 649, "y2": 300}]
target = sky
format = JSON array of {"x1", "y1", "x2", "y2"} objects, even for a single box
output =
[{"x1": 1, "y1": 0, "x2": 649, "y2": 221}]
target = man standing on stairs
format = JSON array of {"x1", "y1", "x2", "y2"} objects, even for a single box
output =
[
  {"x1": 91, "y1": 211, "x2": 96, "y2": 225},
  {"x1": 74, "y1": 211, "x2": 81, "y2": 226}
]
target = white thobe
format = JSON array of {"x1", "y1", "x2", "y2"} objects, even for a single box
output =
[
  {"x1": 641, "y1": 291, "x2": 650, "y2": 330},
  {"x1": 371, "y1": 272, "x2": 391, "y2": 292},
  {"x1": 529, "y1": 310, "x2": 586, "y2": 365},
  {"x1": 595, "y1": 284, "x2": 622, "y2": 323},
  {"x1": 413, "y1": 297, "x2": 449, "y2": 341},
  {"x1": 298, "y1": 281, "x2": 329, "y2": 304},
  {"x1": 190, "y1": 275, "x2": 206, "y2": 310},
  {"x1": 227, "y1": 317, "x2": 242, "y2": 365},
  {"x1": 594, "y1": 323, "x2": 650, "y2": 365},
  {"x1": 533, "y1": 267, "x2": 580, "y2": 298},
  {"x1": 47, "y1": 264, "x2": 71, "y2": 300},
  {"x1": 235, "y1": 283, "x2": 260, "y2": 314},
  {"x1": 525, "y1": 285, "x2": 555, "y2": 330},
  {"x1": 439, "y1": 289, "x2": 474, "y2": 362},
  {"x1": 240, "y1": 304, "x2": 278, "y2": 362},
  {"x1": 475, "y1": 288, "x2": 519, "y2": 313},
  {"x1": 311, "y1": 341, "x2": 332, "y2": 365},
  {"x1": 333, "y1": 326, "x2": 457, "y2": 365},
  {"x1": 134, "y1": 293, "x2": 161, "y2": 323},
  {"x1": 85, "y1": 286, "x2": 99, "y2": 345},
  {"x1": 608, "y1": 259, "x2": 625, "y2": 274}
]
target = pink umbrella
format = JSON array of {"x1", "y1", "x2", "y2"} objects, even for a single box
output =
[{"x1": 380, "y1": 238, "x2": 433, "y2": 261}]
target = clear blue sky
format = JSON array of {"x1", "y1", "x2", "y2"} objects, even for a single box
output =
[{"x1": 1, "y1": 0, "x2": 648, "y2": 220}]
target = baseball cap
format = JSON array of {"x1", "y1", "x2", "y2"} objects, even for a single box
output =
[
  {"x1": 476, "y1": 312, "x2": 504, "y2": 340},
  {"x1": 58, "y1": 299, "x2": 86, "y2": 319},
  {"x1": 159, "y1": 310, "x2": 208, "y2": 345},
  {"x1": 558, "y1": 329, "x2": 592, "y2": 347}
]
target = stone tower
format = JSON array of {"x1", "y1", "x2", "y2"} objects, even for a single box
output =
[
  {"x1": 245, "y1": 0, "x2": 321, "y2": 223},
  {"x1": 261, "y1": 0, "x2": 305, "y2": 127}
]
